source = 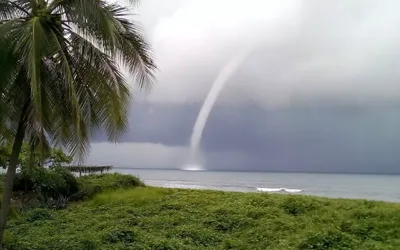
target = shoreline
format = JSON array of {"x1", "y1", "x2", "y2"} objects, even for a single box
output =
[
  {"x1": 112, "y1": 169, "x2": 400, "y2": 203},
  {"x1": 145, "y1": 184, "x2": 400, "y2": 204},
  {"x1": 143, "y1": 179, "x2": 400, "y2": 203}
]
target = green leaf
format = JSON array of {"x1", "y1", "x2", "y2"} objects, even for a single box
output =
[{"x1": 0, "y1": 0, "x2": 156, "y2": 163}]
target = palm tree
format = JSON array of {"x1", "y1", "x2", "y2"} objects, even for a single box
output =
[{"x1": 0, "y1": 0, "x2": 155, "y2": 246}]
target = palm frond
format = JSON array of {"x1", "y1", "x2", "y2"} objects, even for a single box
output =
[
  {"x1": 102, "y1": 3, "x2": 156, "y2": 90},
  {"x1": 26, "y1": 126, "x2": 51, "y2": 167},
  {"x1": 57, "y1": 31, "x2": 131, "y2": 152},
  {"x1": 1, "y1": 0, "x2": 155, "y2": 163},
  {"x1": 0, "y1": 0, "x2": 30, "y2": 20},
  {"x1": 56, "y1": 0, "x2": 121, "y2": 51},
  {"x1": 115, "y1": 23, "x2": 156, "y2": 90},
  {"x1": 55, "y1": 0, "x2": 156, "y2": 90}
]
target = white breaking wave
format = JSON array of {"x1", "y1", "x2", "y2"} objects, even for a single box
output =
[
  {"x1": 164, "y1": 184, "x2": 208, "y2": 190},
  {"x1": 257, "y1": 187, "x2": 303, "y2": 193}
]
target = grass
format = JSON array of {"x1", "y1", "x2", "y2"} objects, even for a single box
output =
[{"x1": 4, "y1": 187, "x2": 400, "y2": 250}]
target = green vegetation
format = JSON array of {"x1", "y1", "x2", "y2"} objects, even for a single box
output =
[
  {"x1": 13, "y1": 166, "x2": 79, "y2": 208},
  {"x1": 10, "y1": 168, "x2": 143, "y2": 209},
  {"x1": 76, "y1": 173, "x2": 144, "y2": 200},
  {"x1": 0, "y1": 0, "x2": 156, "y2": 245},
  {"x1": 0, "y1": 143, "x2": 72, "y2": 170},
  {"x1": 3, "y1": 177, "x2": 400, "y2": 250}
]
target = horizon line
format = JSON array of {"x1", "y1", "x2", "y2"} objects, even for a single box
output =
[{"x1": 111, "y1": 166, "x2": 400, "y2": 176}]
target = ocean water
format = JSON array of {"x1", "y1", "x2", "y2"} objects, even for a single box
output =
[{"x1": 113, "y1": 168, "x2": 400, "y2": 203}]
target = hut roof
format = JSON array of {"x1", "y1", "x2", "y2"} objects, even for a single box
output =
[{"x1": 65, "y1": 165, "x2": 113, "y2": 174}]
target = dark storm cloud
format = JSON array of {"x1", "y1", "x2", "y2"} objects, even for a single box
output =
[
  {"x1": 88, "y1": 0, "x2": 400, "y2": 174},
  {"x1": 92, "y1": 103, "x2": 197, "y2": 145},
  {"x1": 92, "y1": 102, "x2": 400, "y2": 174},
  {"x1": 203, "y1": 104, "x2": 400, "y2": 174}
]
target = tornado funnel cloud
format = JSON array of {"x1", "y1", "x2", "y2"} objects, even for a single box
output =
[{"x1": 184, "y1": 51, "x2": 250, "y2": 170}]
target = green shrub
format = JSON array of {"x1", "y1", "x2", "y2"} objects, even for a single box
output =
[
  {"x1": 149, "y1": 238, "x2": 186, "y2": 250},
  {"x1": 26, "y1": 208, "x2": 53, "y2": 222},
  {"x1": 13, "y1": 170, "x2": 34, "y2": 192},
  {"x1": 281, "y1": 196, "x2": 320, "y2": 216},
  {"x1": 204, "y1": 214, "x2": 252, "y2": 232},
  {"x1": 53, "y1": 167, "x2": 80, "y2": 196},
  {"x1": 11, "y1": 171, "x2": 144, "y2": 209},
  {"x1": 75, "y1": 173, "x2": 144, "y2": 200},
  {"x1": 104, "y1": 229, "x2": 136, "y2": 244},
  {"x1": 298, "y1": 230, "x2": 357, "y2": 250},
  {"x1": 3, "y1": 237, "x2": 98, "y2": 250},
  {"x1": 173, "y1": 225, "x2": 222, "y2": 247},
  {"x1": 13, "y1": 166, "x2": 79, "y2": 202},
  {"x1": 2, "y1": 240, "x2": 41, "y2": 250},
  {"x1": 49, "y1": 239, "x2": 98, "y2": 250}
]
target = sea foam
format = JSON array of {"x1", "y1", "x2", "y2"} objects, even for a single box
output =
[{"x1": 257, "y1": 187, "x2": 303, "y2": 193}]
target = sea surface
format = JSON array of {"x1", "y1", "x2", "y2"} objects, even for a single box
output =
[{"x1": 113, "y1": 168, "x2": 400, "y2": 203}]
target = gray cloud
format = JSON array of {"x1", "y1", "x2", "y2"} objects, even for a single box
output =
[
  {"x1": 91, "y1": 103, "x2": 400, "y2": 174},
  {"x1": 88, "y1": 0, "x2": 400, "y2": 174},
  {"x1": 144, "y1": 0, "x2": 400, "y2": 107}
]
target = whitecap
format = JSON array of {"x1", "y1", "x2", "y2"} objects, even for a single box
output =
[
  {"x1": 257, "y1": 187, "x2": 303, "y2": 193},
  {"x1": 164, "y1": 183, "x2": 207, "y2": 190},
  {"x1": 284, "y1": 188, "x2": 303, "y2": 193},
  {"x1": 257, "y1": 188, "x2": 284, "y2": 192}
]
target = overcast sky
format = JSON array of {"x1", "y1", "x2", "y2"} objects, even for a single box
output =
[{"x1": 88, "y1": 0, "x2": 400, "y2": 174}]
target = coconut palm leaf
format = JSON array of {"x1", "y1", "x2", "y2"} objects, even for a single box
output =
[{"x1": 0, "y1": 0, "x2": 156, "y2": 243}]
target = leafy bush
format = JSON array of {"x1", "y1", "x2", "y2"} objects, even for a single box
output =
[
  {"x1": 53, "y1": 167, "x2": 80, "y2": 196},
  {"x1": 3, "y1": 237, "x2": 98, "y2": 250},
  {"x1": 149, "y1": 238, "x2": 186, "y2": 250},
  {"x1": 75, "y1": 173, "x2": 144, "y2": 200},
  {"x1": 298, "y1": 229, "x2": 356, "y2": 249},
  {"x1": 104, "y1": 229, "x2": 136, "y2": 244},
  {"x1": 26, "y1": 208, "x2": 53, "y2": 222},
  {"x1": 11, "y1": 170, "x2": 144, "y2": 209},
  {"x1": 173, "y1": 225, "x2": 222, "y2": 247},
  {"x1": 13, "y1": 166, "x2": 79, "y2": 203},
  {"x1": 281, "y1": 196, "x2": 320, "y2": 216}
]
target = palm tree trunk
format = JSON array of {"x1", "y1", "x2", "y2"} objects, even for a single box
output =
[{"x1": 0, "y1": 104, "x2": 28, "y2": 248}]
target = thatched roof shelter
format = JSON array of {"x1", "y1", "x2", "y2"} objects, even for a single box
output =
[{"x1": 65, "y1": 165, "x2": 113, "y2": 176}]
